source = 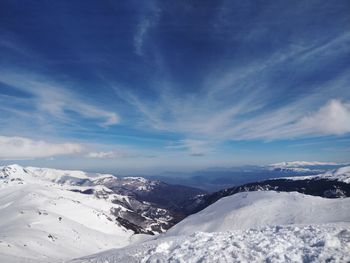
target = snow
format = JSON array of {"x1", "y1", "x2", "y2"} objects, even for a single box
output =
[
  {"x1": 284, "y1": 165, "x2": 350, "y2": 183},
  {"x1": 123, "y1": 177, "x2": 149, "y2": 184},
  {"x1": 71, "y1": 224, "x2": 350, "y2": 263},
  {"x1": 267, "y1": 161, "x2": 346, "y2": 174},
  {"x1": 0, "y1": 165, "x2": 136, "y2": 262},
  {"x1": 166, "y1": 191, "x2": 350, "y2": 236},
  {"x1": 1, "y1": 164, "x2": 350, "y2": 262},
  {"x1": 269, "y1": 161, "x2": 340, "y2": 168},
  {"x1": 72, "y1": 191, "x2": 350, "y2": 263}
]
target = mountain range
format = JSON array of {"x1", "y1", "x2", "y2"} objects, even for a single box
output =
[
  {"x1": 0, "y1": 163, "x2": 349, "y2": 262},
  {"x1": 146, "y1": 161, "x2": 348, "y2": 191}
]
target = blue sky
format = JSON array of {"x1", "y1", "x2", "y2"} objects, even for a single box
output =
[{"x1": 0, "y1": 0, "x2": 350, "y2": 173}]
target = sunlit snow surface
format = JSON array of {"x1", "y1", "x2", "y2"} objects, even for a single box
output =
[
  {"x1": 283, "y1": 166, "x2": 350, "y2": 184},
  {"x1": 72, "y1": 190, "x2": 350, "y2": 263},
  {"x1": 166, "y1": 191, "x2": 350, "y2": 236},
  {"x1": 0, "y1": 165, "x2": 134, "y2": 262},
  {"x1": 1, "y1": 164, "x2": 350, "y2": 262},
  {"x1": 72, "y1": 224, "x2": 350, "y2": 263}
]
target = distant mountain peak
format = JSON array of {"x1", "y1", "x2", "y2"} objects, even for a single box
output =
[{"x1": 269, "y1": 161, "x2": 340, "y2": 168}]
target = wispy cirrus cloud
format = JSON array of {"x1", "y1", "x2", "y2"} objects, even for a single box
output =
[
  {"x1": 134, "y1": 19, "x2": 152, "y2": 56},
  {"x1": 133, "y1": 1, "x2": 161, "y2": 56},
  {"x1": 166, "y1": 139, "x2": 215, "y2": 156},
  {"x1": 117, "y1": 31, "x2": 350, "y2": 147},
  {"x1": 0, "y1": 71, "x2": 120, "y2": 128},
  {"x1": 224, "y1": 98, "x2": 350, "y2": 141}
]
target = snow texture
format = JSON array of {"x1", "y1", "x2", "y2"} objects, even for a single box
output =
[
  {"x1": 72, "y1": 191, "x2": 350, "y2": 263},
  {"x1": 1, "y1": 164, "x2": 349, "y2": 262},
  {"x1": 284, "y1": 166, "x2": 350, "y2": 183},
  {"x1": 166, "y1": 191, "x2": 350, "y2": 236},
  {"x1": 0, "y1": 165, "x2": 136, "y2": 262},
  {"x1": 71, "y1": 224, "x2": 350, "y2": 263}
]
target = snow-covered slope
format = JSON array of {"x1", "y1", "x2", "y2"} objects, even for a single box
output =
[
  {"x1": 190, "y1": 165, "x2": 350, "y2": 214},
  {"x1": 0, "y1": 182, "x2": 133, "y2": 262},
  {"x1": 269, "y1": 161, "x2": 339, "y2": 168},
  {"x1": 71, "y1": 224, "x2": 350, "y2": 263},
  {"x1": 0, "y1": 165, "x2": 136, "y2": 262},
  {"x1": 72, "y1": 191, "x2": 350, "y2": 263},
  {"x1": 167, "y1": 191, "x2": 350, "y2": 236},
  {"x1": 2, "y1": 164, "x2": 349, "y2": 262},
  {"x1": 267, "y1": 161, "x2": 347, "y2": 174},
  {"x1": 284, "y1": 166, "x2": 350, "y2": 184},
  {"x1": 0, "y1": 164, "x2": 201, "y2": 262}
]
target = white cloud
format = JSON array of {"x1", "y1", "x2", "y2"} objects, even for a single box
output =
[
  {"x1": 86, "y1": 146, "x2": 156, "y2": 159},
  {"x1": 118, "y1": 31, "x2": 350, "y2": 145},
  {"x1": 87, "y1": 151, "x2": 116, "y2": 159},
  {"x1": 298, "y1": 99, "x2": 350, "y2": 136},
  {"x1": 220, "y1": 98, "x2": 350, "y2": 141},
  {"x1": 0, "y1": 136, "x2": 83, "y2": 160}
]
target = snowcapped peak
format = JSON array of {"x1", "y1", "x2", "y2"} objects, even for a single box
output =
[
  {"x1": 1, "y1": 163, "x2": 26, "y2": 173},
  {"x1": 123, "y1": 176, "x2": 149, "y2": 183},
  {"x1": 267, "y1": 161, "x2": 345, "y2": 174},
  {"x1": 282, "y1": 165, "x2": 350, "y2": 183},
  {"x1": 0, "y1": 165, "x2": 96, "y2": 186},
  {"x1": 26, "y1": 166, "x2": 90, "y2": 181},
  {"x1": 334, "y1": 165, "x2": 350, "y2": 176},
  {"x1": 269, "y1": 161, "x2": 339, "y2": 168},
  {"x1": 0, "y1": 165, "x2": 155, "y2": 190},
  {"x1": 313, "y1": 165, "x2": 350, "y2": 183},
  {"x1": 1, "y1": 163, "x2": 24, "y2": 170},
  {"x1": 0, "y1": 164, "x2": 28, "y2": 179}
]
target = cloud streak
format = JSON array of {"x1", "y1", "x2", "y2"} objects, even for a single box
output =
[
  {"x1": 133, "y1": 1, "x2": 161, "y2": 56},
  {"x1": 166, "y1": 139, "x2": 215, "y2": 156},
  {"x1": 0, "y1": 71, "x2": 120, "y2": 128},
  {"x1": 0, "y1": 135, "x2": 83, "y2": 160},
  {"x1": 117, "y1": 31, "x2": 350, "y2": 146}
]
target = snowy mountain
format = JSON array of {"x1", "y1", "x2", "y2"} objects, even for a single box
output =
[
  {"x1": 167, "y1": 191, "x2": 350, "y2": 236},
  {"x1": 190, "y1": 165, "x2": 350, "y2": 214},
  {"x1": 268, "y1": 161, "x2": 346, "y2": 174},
  {"x1": 72, "y1": 191, "x2": 350, "y2": 263},
  {"x1": 148, "y1": 162, "x2": 347, "y2": 191},
  {"x1": 0, "y1": 164, "x2": 203, "y2": 262},
  {"x1": 1, "y1": 164, "x2": 349, "y2": 262},
  {"x1": 269, "y1": 161, "x2": 340, "y2": 168},
  {"x1": 283, "y1": 165, "x2": 350, "y2": 183}
]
